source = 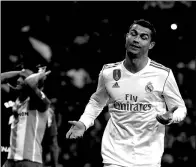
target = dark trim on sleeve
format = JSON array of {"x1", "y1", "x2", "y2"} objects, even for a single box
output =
[{"x1": 162, "y1": 69, "x2": 171, "y2": 95}]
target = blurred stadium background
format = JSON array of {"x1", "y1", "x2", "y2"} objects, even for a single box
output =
[{"x1": 1, "y1": 1, "x2": 196, "y2": 167}]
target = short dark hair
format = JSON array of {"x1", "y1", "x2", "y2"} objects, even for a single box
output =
[{"x1": 129, "y1": 19, "x2": 156, "y2": 42}]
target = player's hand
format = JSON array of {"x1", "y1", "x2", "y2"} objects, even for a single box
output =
[
  {"x1": 156, "y1": 106, "x2": 178, "y2": 125},
  {"x1": 25, "y1": 70, "x2": 51, "y2": 88},
  {"x1": 66, "y1": 121, "x2": 86, "y2": 139}
]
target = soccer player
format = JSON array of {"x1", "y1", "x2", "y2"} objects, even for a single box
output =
[
  {"x1": 66, "y1": 19, "x2": 187, "y2": 167},
  {"x1": 1, "y1": 68, "x2": 59, "y2": 167}
]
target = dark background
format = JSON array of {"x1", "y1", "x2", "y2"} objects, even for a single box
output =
[{"x1": 1, "y1": 1, "x2": 196, "y2": 167}]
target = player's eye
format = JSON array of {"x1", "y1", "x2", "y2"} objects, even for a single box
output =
[
  {"x1": 141, "y1": 34, "x2": 149, "y2": 40},
  {"x1": 130, "y1": 31, "x2": 137, "y2": 36}
]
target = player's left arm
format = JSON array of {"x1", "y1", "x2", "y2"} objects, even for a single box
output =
[
  {"x1": 24, "y1": 71, "x2": 51, "y2": 112},
  {"x1": 156, "y1": 69, "x2": 187, "y2": 125},
  {"x1": 42, "y1": 108, "x2": 59, "y2": 167},
  {"x1": 48, "y1": 109, "x2": 59, "y2": 167}
]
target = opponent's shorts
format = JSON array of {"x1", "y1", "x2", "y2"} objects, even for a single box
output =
[{"x1": 2, "y1": 159, "x2": 43, "y2": 167}]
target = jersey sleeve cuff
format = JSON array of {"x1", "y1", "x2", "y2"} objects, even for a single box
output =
[{"x1": 79, "y1": 115, "x2": 94, "y2": 130}]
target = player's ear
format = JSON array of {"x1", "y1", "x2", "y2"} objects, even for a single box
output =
[{"x1": 149, "y1": 41, "x2": 155, "y2": 50}]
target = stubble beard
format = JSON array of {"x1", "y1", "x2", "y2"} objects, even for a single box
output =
[{"x1": 126, "y1": 49, "x2": 141, "y2": 60}]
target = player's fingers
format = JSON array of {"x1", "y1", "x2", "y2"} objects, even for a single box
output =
[
  {"x1": 156, "y1": 115, "x2": 167, "y2": 125},
  {"x1": 156, "y1": 116, "x2": 162, "y2": 123},
  {"x1": 156, "y1": 114, "x2": 168, "y2": 120},
  {"x1": 39, "y1": 71, "x2": 51, "y2": 80},
  {"x1": 157, "y1": 118, "x2": 166, "y2": 125},
  {"x1": 68, "y1": 121, "x2": 77, "y2": 126},
  {"x1": 170, "y1": 106, "x2": 178, "y2": 113},
  {"x1": 45, "y1": 70, "x2": 51, "y2": 76},
  {"x1": 66, "y1": 129, "x2": 72, "y2": 139},
  {"x1": 66, "y1": 131, "x2": 70, "y2": 139},
  {"x1": 70, "y1": 133, "x2": 82, "y2": 139},
  {"x1": 156, "y1": 114, "x2": 163, "y2": 121},
  {"x1": 70, "y1": 134, "x2": 77, "y2": 139}
]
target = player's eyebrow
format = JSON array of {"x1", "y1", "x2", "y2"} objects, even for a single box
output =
[{"x1": 130, "y1": 29, "x2": 150, "y2": 37}]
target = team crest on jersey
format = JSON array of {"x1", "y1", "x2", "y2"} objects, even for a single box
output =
[
  {"x1": 113, "y1": 69, "x2": 121, "y2": 81},
  {"x1": 113, "y1": 69, "x2": 121, "y2": 88},
  {"x1": 145, "y1": 82, "x2": 154, "y2": 93}
]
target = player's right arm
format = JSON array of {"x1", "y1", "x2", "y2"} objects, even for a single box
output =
[
  {"x1": 66, "y1": 66, "x2": 109, "y2": 139},
  {"x1": 1, "y1": 71, "x2": 21, "y2": 83},
  {"x1": 24, "y1": 71, "x2": 51, "y2": 112},
  {"x1": 47, "y1": 109, "x2": 59, "y2": 167},
  {"x1": 1, "y1": 71, "x2": 21, "y2": 93}
]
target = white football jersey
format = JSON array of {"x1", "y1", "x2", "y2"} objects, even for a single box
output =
[{"x1": 79, "y1": 58, "x2": 186, "y2": 167}]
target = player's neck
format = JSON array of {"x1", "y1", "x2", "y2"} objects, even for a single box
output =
[{"x1": 124, "y1": 53, "x2": 149, "y2": 73}]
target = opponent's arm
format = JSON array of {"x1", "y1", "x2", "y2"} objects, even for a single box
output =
[
  {"x1": 156, "y1": 69, "x2": 187, "y2": 125},
  {"x1": 24, "y1": 71, "x2": 51, "y2": 112},
  {"x1": 49, "y1": 112, "x2": 59, "y2": 167},
  {"x1": 1, "y1": 71, "x2": 21, "y2": 83},
  {"x1": 1, "y1": 71, "x2": 21, "y2": 93},
  {"x1": 43, "y1": 108, "x2": 59, "y2": 167}
]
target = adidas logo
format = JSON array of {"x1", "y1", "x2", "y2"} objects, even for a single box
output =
[{"x1": 112, "y1": 82, "x2": 120, "y2": 88}]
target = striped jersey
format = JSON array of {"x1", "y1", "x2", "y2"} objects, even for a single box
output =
[
  {"x1": 79, "y1": 58, "x2": 187, "y2": 167},
  {"x1": 8, "y1": 95, "x2": 53, "y2": 163}
]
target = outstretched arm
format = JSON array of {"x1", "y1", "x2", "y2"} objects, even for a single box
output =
[
  {"x1": 79, "y1": 66, "x2": 109, "y2": 130},
  {"x1": 66, "y1": 65, "x2": 109, "y2": 139}
]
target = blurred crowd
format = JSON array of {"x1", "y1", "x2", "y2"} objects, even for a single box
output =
[{"x1": 1, "y1": 1, "x2": 196, "y2": 167}]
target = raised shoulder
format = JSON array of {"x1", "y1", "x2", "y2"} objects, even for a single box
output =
[
  {"x1": 150, "y1": 60, "x2": 170, "y2": 73},
  {"x1": 102, "y1": 61, "x2": 122, "y2": 70}
]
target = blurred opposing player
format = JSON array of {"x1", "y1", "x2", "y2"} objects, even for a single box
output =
[
  {"x1": 66, "y1": 19, "x2": 187, "y2": 167},
  {"x1": 1, "y1": 68, "x2": 59, "y2": 167}
]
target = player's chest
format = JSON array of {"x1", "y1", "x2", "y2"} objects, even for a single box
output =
[
  {"x1": 105, "y1": 73, "x2": 163, "y2": 100},
  {"x1": 13, "y1": 101, "x2": 48, "y2": 123}
]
